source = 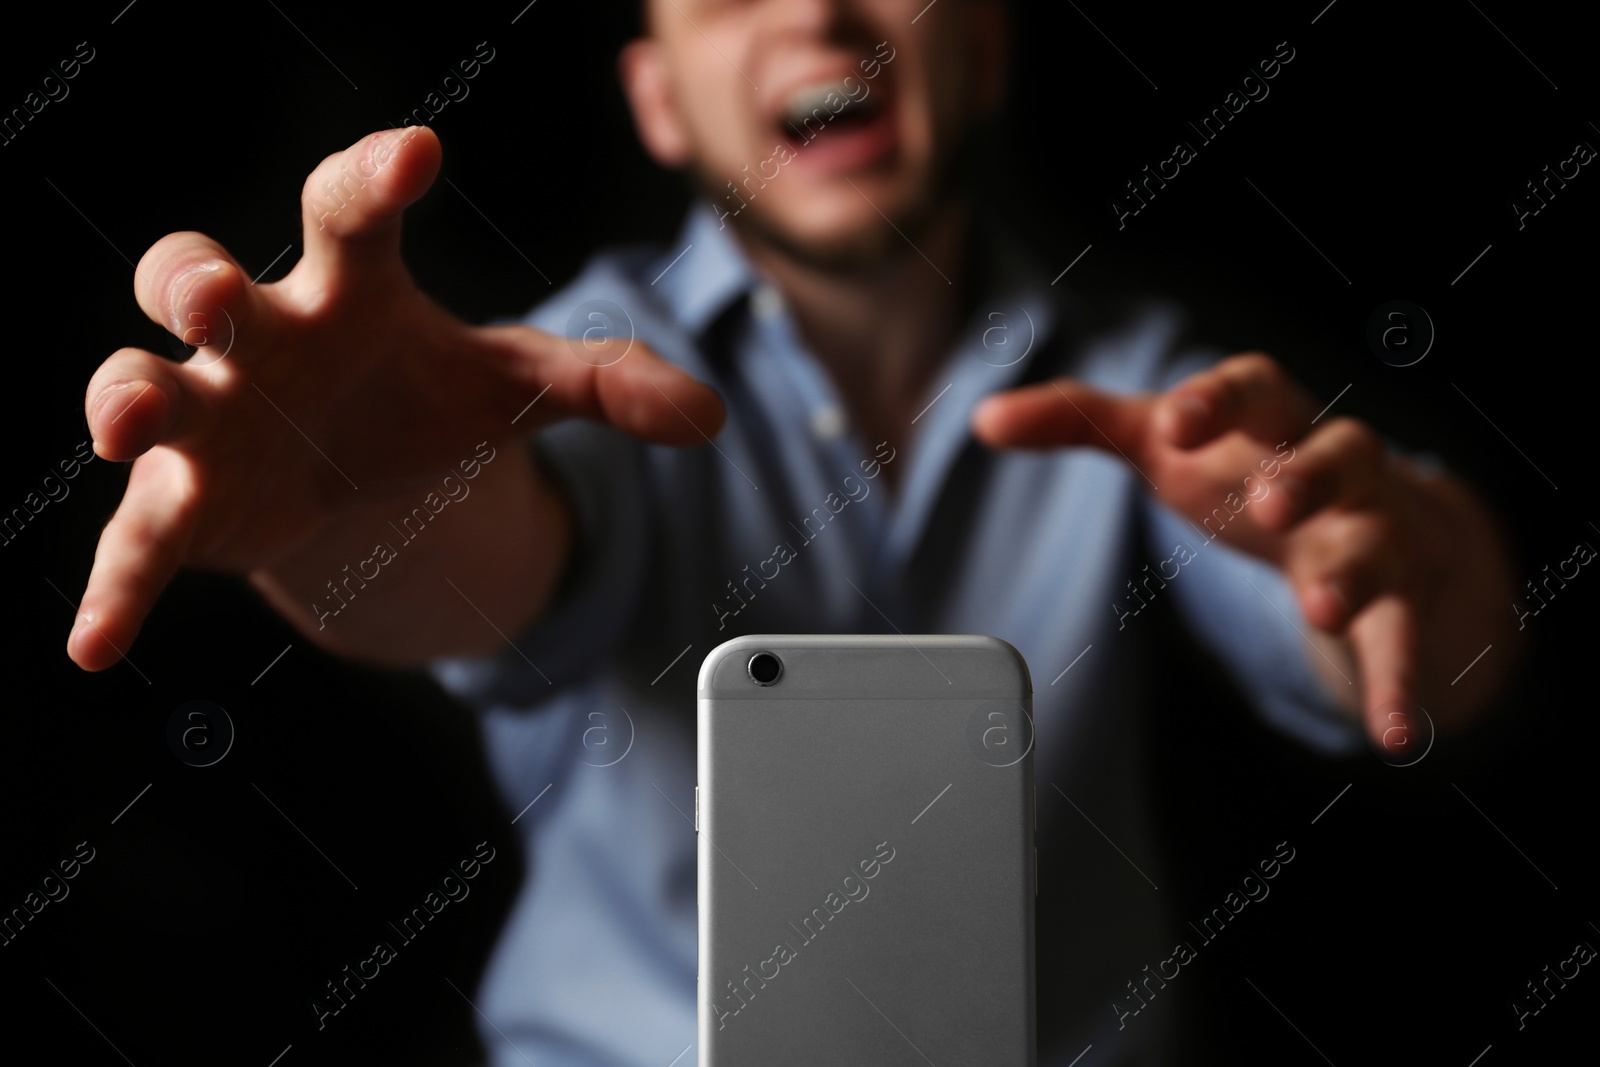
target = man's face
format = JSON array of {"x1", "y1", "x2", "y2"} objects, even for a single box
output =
[{"x1": 627, "y1": 0, "x2": 1006, "y2": 270}]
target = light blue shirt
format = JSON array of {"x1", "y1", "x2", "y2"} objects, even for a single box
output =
[{"x1": 431, "y1": 202, "x2": 1362, "y2": 1066}]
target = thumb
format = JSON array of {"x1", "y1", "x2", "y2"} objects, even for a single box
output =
[{"x1": 475, "y1": 322, "x2": 727, "y2": 447}]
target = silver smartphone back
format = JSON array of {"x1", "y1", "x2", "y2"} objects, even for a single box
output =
[{"x1": 697, "y1": 634, "x2": 1036, "y2": 1066}]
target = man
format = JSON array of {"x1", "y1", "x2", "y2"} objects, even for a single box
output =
[{"x1": 72, "y1": 0, "x2": 1518, "y2": 1062}]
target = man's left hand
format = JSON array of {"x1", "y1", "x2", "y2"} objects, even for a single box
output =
[{"x1": 972, "y1": 352, "x2": 1522, "y2": 754}]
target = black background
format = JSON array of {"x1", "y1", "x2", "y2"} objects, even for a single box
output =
[{"x1": 1, "y1": 1, "x2": 1593, "y2": 1064}]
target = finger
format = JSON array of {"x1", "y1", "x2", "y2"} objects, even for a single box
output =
[
  {"x1": 1283, "y1": 509, "x2": 1405, "y2": 632},
  {"x1": 972, "y1": 379, "x2": 1154, "y2": 461},
  {"x1": 1155, "y1": 353, "x2": 1319, "y2": 450},
  {"x1": 1346, "y1": 593, "x2": 1419, "y2": 754},
  {"x1": 133, "y1": 232, "x2": 260, "y2": 355},
  {"x1": 86, "y1": 348, "x2": 201, "y2": 461},
  {"x1": 296, "y1": 126, "x2": 442, "y2": 285},
  {"x1": 475, "y1": 324, "x2": 727, "y2": 446},
  {"x1": 68, "y1": 450, "x2": 200, "y2": 671},
  {"x1": 1254, "y1": 417, "x2": 1387, "y2": 532}
]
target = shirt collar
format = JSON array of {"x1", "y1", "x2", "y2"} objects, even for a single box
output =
[
  {"x1": 649, "y1": 200, "x2": 761, "y2": 340},
  {"x1": 648, "y1": 198, "x2": 1069, "y2": 380}
]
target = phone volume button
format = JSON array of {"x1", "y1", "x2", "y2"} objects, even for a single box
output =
[{"x1": 694, "y1": 785, "x2": 700, "y2": 833}]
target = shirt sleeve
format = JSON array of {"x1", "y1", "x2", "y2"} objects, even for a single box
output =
[
  {"x1": 426, "y1": 412, "x2": 653, "y2": 710},
  {"x1": 1141, "y1": 344, "x2": 1366, "y2": 756}
]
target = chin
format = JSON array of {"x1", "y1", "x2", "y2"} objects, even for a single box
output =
[
  {"x1": 730, "y1": 177, "x2": 949, "y2": 274},
  {"x1": 739, "y1": 204, "x2": 904, "y2": 274},
  {"x1": 775, "y1": 199, "x2": 886, "y2": 248},
  {"x1": 688, "y1": 144, "x2": 959, "y2": 273}
]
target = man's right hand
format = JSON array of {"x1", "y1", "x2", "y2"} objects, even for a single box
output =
[{"x1": 73, "y1": 126, "x2": 723, "y2": 671}]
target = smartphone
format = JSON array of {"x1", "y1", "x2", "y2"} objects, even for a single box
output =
[{"x1": 696, "y1": 634, "x2": 1036, "y2": 1066}]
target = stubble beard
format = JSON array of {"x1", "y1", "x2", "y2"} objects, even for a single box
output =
[{"x1": 688, "y1": 160, "x2": 957, "y2": 277}]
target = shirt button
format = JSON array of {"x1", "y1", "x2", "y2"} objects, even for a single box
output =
[
  {"x1": 811, "y1": 404, "x2": 847, "y2": 441},
  {"x1": 751, "y1": 284, "x2": 785, "y2": 321}
]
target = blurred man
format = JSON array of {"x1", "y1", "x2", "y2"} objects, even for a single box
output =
[{"x1": 73, "y1": 0, "x2": 1517, "y2": 1062}]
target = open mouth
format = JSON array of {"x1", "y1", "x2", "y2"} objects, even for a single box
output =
[{"x1": 778, "y1": 76, "x2": 894, "y2": 154}]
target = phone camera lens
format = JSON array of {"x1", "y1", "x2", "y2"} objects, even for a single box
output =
[{"x1": 747, "y1": 652, "x2": 783, "y2": 686}]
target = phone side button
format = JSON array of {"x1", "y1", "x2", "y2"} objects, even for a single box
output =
[
  {"x1": 1033, "y1": 846, "x2": 1038, "y2": 897},
  {"x1": 694, "y1": 785, "x2": 700, "y2": 833}
]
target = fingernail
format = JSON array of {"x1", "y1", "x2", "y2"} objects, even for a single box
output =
[
  {"x1": 170, "y1": 261, "x2": 220, "y2": 332},
  {"x1": 90, "y1": 379, "x2": 137, "y2": 423}
]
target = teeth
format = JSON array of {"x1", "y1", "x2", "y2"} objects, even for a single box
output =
[{"x1": 782, "y1": 79, "x2": 877, "y2": 126}]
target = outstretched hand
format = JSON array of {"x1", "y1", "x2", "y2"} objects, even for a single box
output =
[
  {"x1": 74, "y1": 125, "x2": 724, "y2": 670},
  {"x1": 973, "y1": 353, "x2": 1520, "y2": 753}
]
